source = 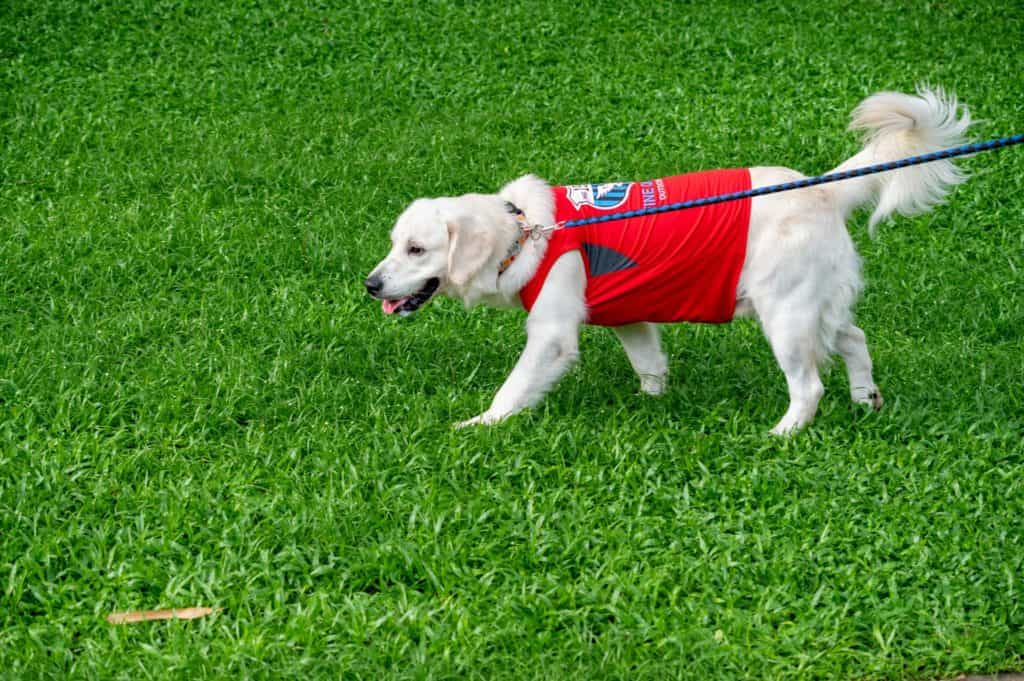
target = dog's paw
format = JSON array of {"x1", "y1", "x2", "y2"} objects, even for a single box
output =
[
  {"x1": 851, "y1": 386, "x2": 884, "y2": 411},
  {"x1": 639, "y1": 373, "x2": 667, "y2": 396},
  {"x1": 769, "y1": 412, "x2": 813, "y2": 436},
  {"x1": 769, "y1": 422, "x2": 802, "y2": 437},
  {"x1": 455, "y1": 413, "x2": 499, "y2": 429}
]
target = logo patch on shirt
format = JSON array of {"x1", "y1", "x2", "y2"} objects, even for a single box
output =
[{"x1": 565, "y1": 182, "x2": 632, "y2": 210}]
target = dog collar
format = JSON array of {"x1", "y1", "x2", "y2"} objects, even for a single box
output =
[{"x1": 498, "y1": 202, "x2": 531, "y2": 276}]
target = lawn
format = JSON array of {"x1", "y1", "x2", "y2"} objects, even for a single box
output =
[{"x1": 1, "y1": 1, "x2": 1023, "y2": 678}]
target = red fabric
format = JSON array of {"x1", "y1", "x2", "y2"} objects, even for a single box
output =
[{"x1": 519, "y1": 168, "x2": 753, "y2": 326}]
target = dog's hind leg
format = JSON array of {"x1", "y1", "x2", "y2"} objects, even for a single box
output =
[
  {"x1": 836, "y1": 323, "x2": 883, "y2": 410},
  {"x1": 753, "y1": 289, "x2": 827, "y2": 435},
  {"x1": 764, "y1": 320, "x2": 825, "y2": 435},
  {"x1": 613, "y1": 323, "x2": 668, "y2": 395}
]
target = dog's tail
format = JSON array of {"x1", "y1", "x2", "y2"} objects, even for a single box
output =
[{"x1": 828, "y1": 87, "x2": 972, "y2": 233}]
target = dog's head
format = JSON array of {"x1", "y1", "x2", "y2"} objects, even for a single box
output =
[{"x1": 364, "y1": 194, "x2": 515, "y2": 316}]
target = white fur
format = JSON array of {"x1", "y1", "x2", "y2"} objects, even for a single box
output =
[{"x1": 367, "y1": 88, "x2": 971, "y2": 433}]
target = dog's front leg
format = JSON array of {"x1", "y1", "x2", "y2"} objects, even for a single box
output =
[
  {"x1": 457, "y1": 253, "x2": 586, "y2": 428},
  {"x1": 456, "y1": 321, "x2": 580, "y2": 427},
  {"x1": 613, "y1": 323, "x2": 668, "y2": 395}
]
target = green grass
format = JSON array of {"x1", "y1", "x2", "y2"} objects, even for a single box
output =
[{"x1": 2, "y1": 0, "x2": 1023, "y2": 678}]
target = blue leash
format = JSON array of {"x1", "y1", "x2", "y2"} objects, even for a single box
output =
[{"x1": 559, "y1": 133, "x2": 1024, "y2": 228}]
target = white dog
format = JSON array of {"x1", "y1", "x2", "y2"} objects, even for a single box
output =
[{"x1": 366, "y1": 89, "x2": 971, "y2": 433}]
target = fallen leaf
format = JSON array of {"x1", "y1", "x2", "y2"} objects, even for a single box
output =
[{"x1": 106, "y1": 607, "x2": 219, "y2": 625}]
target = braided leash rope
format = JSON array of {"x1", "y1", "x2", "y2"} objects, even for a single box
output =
[{"x1": 556, "y1": 133, "x2": 1024, "y2": 229}]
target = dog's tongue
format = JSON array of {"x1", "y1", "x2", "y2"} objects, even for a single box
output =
[{"x1": 381, "y1": 298, "x2": 410, "y2": 315}]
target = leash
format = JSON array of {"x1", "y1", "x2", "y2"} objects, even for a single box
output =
[{"x1": 541, "y1": 133, "x2": 1024, "y2": 230}]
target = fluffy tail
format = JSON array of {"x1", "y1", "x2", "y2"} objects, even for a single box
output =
[{"x1": 828, "y1": 87, "x2": 972, "y2": 232}]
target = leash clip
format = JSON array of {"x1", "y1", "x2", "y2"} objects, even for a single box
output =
[{"x1": 524, "y1": 221, "x2": 564, "y2": 240}]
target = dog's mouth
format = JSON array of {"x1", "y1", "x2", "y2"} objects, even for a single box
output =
[{"x1": 381, "y1": 277, "x2": 440, "y2": 316}]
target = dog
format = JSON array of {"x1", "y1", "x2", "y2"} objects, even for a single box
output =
[{"x1": 365, "y1": 88, "x2": 971, "y2": 434}]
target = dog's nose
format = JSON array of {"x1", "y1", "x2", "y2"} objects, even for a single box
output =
[{"x1": 364, "y1": 275, "x2": 383, "y2": 296}]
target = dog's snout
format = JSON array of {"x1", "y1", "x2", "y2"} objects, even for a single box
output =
[{"x1": 364, "y1": 274, "x2": 383, "y2": 296}]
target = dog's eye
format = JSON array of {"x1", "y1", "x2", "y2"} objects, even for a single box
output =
[{"x1": 407, "y1": 245, "x2": 425, "y2": 256}]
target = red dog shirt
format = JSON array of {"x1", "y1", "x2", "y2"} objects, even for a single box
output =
[{"x1": 519, "y1": 169, "x2": 752, "y2": 326}]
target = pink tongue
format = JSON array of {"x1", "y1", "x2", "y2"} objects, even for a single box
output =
[{"x1": 381, "y1": 297, "x2": 410, "y2": 315}]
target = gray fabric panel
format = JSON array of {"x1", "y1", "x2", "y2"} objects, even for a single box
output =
[{"x1": 582, "y1": 242, "x2": 638, "y2": 276}]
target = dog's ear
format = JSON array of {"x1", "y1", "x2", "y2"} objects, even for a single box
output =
[{"x1": 446, "y1": 217, "x2": 495, "y2": 287}]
